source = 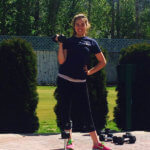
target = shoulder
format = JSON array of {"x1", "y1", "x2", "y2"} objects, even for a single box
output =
[
  {"x1": 85, "y1": 37, "x2": 101, "y2": 53},
  {"x1": 84, "y1": 37, "x2": 98, "y2": 44},
  {"x1": 84, "y1": 37, "x2": 100, "y2": 48}
]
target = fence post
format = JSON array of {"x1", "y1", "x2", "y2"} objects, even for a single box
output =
[
  {"x1": 125, "y1": 64, "x2": 136, "y2": 130},
  {"x1": 118, "y1": 64, "x2": 136, "y2": 130}
]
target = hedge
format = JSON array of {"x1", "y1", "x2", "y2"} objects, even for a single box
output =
[
  {"x1": 114, "y1": 43, "x2": 150, "y2": 131},
  {"x1": 0, "y1": 38, "x2": 39, "y2": 133}
]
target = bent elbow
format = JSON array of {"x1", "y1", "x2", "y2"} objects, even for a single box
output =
[
  {"x1": 104, "y1": 60, "x2": 107, "y2": 66},
  {"x1": 58, "y1": 61, "x2": 64, "y2": 65},
  {"x1": 102, "y1": 59, "x2": 107, "y2": 67},
  {"x1": 58, "y1": 59, "x2": 65, "y2": 65}
]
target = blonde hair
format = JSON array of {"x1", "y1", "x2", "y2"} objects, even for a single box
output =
[{"x1": 72, "y1": 13, "x2": 91, "y2": 36}]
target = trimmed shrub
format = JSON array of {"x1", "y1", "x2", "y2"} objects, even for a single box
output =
[
  {"x1": 54, "y1": 48, "x2": 108, "y2": 131},
  {"x1": 0, "y1": 38, "x2": 39, "y2": 133},
  {"x1": 87, "y1": 48, "x2": 108, "y2": 131},
  {"x1": 114, "y1": 43, "x2": 150, "y2": 131}
]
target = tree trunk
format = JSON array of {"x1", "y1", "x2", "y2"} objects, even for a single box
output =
[
  {"x1": 135, "y1": 0, "x2": 140, "y2": 38},
  {"x1": 88, "y1": 0, "x2": 92, "y2": 21},
  {"x1": 111, "y1": 0, "x2": 115, "y2": 39},
  {"x1": 116, "y1": 0, "x2": 120, "y2": 38},
  {"x1": 64, "y1": 0, "x2": 78, "y2": 34},
  {"x1": 47, "y1": 0, "x2": 61, "y2": 36},
  {"x1": 34, "y1": 0, "x2": 40, "y2": 35}
]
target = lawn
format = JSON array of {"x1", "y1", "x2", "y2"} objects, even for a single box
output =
[
  {"x1": 36, "y1": 86, "x2": 118, "y2": 133},
  {"x1": 36, "y1": 86, "x2": 59, "y2": 133},
  {"x1": 107, "y1": 86, "x2": 117, "y2": 121}
]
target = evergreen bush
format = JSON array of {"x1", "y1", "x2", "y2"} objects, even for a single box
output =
[
  {"x1": 0, "y1": 38, "x2": 39, "y2": 133},
  {"x1": 114, "y1": 43, "x2": 150, "y2": 131},
  {"x1": 54, "y1": 48, "x2": 108, "y2": 131},
  {"x1": 87, "y1": 48, "x2": 108, "y2": 131}
]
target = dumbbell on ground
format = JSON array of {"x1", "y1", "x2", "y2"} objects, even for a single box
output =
[
  {"x1": 99, "y1": 128, "x2": 113, "y2": 142},
  {"x1": 113, "y1": 136, "x2": 124, "y2": 145},
  {"x1": 123, "y1": 132, "x2": 136, "y2": 144},
  {"x1": 113, "y1": 132, "x2": 136, "y2": 145}
]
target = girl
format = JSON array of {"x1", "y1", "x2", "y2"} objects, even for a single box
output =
[{"x1": 56, "y1": 14, "x2": 111, "y2": 150}]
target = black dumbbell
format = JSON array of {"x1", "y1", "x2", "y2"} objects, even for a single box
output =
[
  {"x1": 99, "y1": 133, "x2": 113, "y2": 142},
  {"x1": 99, "y1": 128, "x2": 112, "y2": 135},
  {"x1": 122, "y1": 132, "x2": 136, "y2": 144},
  {"x1": 52, "y1": 34, "x2": 67, "y2": 43},
  {"x1": 105, "y1": 128, "x2": 113, "y2": 139},
  {"x1": 113, "y1": 136, "x2": 124, "y2": 145},
  {"x1": 113, "y1": 132, "x2": 136, "y2": 145},
  {"x1": 99, "y1": 128, "x2": 113, "y2": 142}
]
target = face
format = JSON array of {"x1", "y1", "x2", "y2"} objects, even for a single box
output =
[{"x1": 74, "y1": 18, "x2": 87, "y2": 37}]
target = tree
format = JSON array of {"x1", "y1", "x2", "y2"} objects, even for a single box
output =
[
  {"x1": 114, "y1": 43, "x2": 150, "y2": 130},
  {"x1": 135, "y1": 0, "x2": 140, "y2": 38},
  {"x1": 87, "y1": 48, "x2": 108, "y2": 130},
  {"x1": 0, "y1": 0, "x2": 150, "y2": 39},
  {"x1": 89, "y1": 0, "x2": 111, "y2": 38},
  {"x1": 110, "y1": 0, "x2": 115, "y2": 38},
  {"x1": 43, "y1": 0, "x2": 62, "y2": 36},
  {"x1": 0, "y1": 38, "x2": 39, "y2": 133},
  {"x1": 118, "y1": 0, "x2": 135, "y2": 38},
  {"x1": 88, "y1": 0, "x2": 92, "y2": 21},
  {"x1": 116, "y1": 0, "x2": 120, "y2": 38},
  {"x1": 137, "y1": 0, "x2": 150, "y2": 39},
  {"x1": 14, "y1": 0, "x2": 34, "y2": 35},
  {"x1": 0, "y1": 0, "x2": 10, "y2": 34},
  {"x1": 33, "y1": 0, "x2": 40, "y2": 35},
  {"x1": 56, "y1": 0, "x2": 85, "y2": 36}
]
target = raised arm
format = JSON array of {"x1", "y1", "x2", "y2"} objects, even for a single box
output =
[{"x1": 57, "y1": 43, "x2": 67, "y2": 64}]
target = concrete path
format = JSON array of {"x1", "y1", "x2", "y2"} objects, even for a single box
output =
[{"x1": 0, "y1": 131, "x2": 150, "y2": 150}]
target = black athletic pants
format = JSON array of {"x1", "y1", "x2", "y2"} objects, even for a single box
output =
[{"x1": 57, "y1": 77, "x2": 95, "y2": 132}]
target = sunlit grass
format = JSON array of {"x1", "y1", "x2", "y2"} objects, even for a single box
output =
[
  {"x1": 106, "y1": 86, "x2": 117, "y2": 121},
  {"x1": 36, "y1": 86, "x2": 59, "y2": 133},
  {"x1": 36, "y1": 86, "x2": 118, "y2": 133}
]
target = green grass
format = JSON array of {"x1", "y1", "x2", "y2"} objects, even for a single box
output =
[
  {"x1": 36, "y1": 86, "x2": 60, "y2": 133},
  {"x1": 36, "y1": 86, "x2": 119, "y2": 133},
  {"x1": 107, "y1": 87, "x2": 117, "y2": 121},
  {"x1": 105, "y1": 86, "x2": 120, "y2": 131}
]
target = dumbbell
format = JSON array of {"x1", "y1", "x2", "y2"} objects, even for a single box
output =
[
  {"x1": 113, "y1": 132, "x2": 136, "y2": 145},
  {"x1": 51, "y1": 34, "x2": 67, "y2": 43},
  {"x1": 99, "y1": 128, "x2": 113, "y2": 142},
  {"x1": 122, "y1": 132, "x2": 136, "y2": 144},
  {"x1": 113, "y1": 136, "x2": 124, "y2": 145}
]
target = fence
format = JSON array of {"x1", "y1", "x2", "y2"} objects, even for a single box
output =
[{"x1": 0, "y1": 35, "x2": 150, "y2": 85}]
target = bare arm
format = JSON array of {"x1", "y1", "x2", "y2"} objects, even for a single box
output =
[
  {"x1": 57, "y1": 43, "x2": 67, "y2": 64},
  {"x1": 84, "y1": 52, "x2": 106, "y2": 76}
]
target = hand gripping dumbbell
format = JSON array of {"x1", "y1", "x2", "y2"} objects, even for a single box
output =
[
  {"x1": 99, "y1": 128, "x2": 113, "y2": 142},
  {"x1": 113, "y1": 132, "x2": 136, "y2": 145},
  {"x1": 51, "y1": 34, "x2": 67, "y2": 43}
]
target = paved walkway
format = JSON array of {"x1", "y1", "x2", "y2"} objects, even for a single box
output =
[{"x1": 0, "y1": 131, "x2": 150, "y2": 150}]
